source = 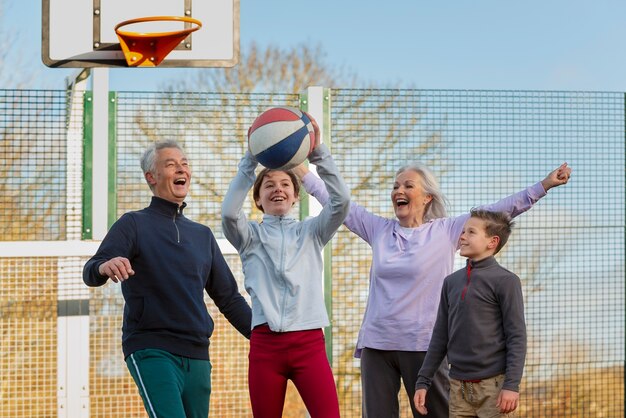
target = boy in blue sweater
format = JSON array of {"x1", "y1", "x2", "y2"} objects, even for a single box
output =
[
  {"x1": 414, "y1": 209, "x2": 525, "y2": 417},
  {"x1": 83, "y1": 140, "x2": 251, "y2": 418}
]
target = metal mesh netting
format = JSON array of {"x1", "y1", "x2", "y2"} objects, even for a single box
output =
[
  {"x1": 328, "y1": 89, "x2": 624, "y2": 417},
  {"x1": 102, "y1": 91, "x2": 303, "y2": 416},
  {"x1": 0, "y1": 88, "x2": 623, "y2": 417},
  {"x1": 114, "y1": 92, "x2": 301, "y2": 232},
  {"x1": 0, "y1": 90, "x2": 67, "y2": 240},
  {"x1": 0, "y1": 257, "x2": 58, "y2": 417}
]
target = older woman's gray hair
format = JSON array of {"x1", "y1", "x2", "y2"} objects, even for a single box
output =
[{"x1": 395, "y1": 163, "x2": 448, "y2": 221}]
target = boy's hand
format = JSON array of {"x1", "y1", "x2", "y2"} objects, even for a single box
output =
[
  {"x1": 496, "y1": 389, "x2": 519, "y2": 414},
  {"x1": 413, "y1": 389, "x2": 428, "y2": 415}
]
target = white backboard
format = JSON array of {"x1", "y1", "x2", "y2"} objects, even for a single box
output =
[{"x1": 42, "y1": 0, "x2": 239, "y2": 68}]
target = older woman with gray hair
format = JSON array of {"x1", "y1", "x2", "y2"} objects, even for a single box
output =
[{"x1": 294, "y1": 161, "x2": 571, "y2": 418}]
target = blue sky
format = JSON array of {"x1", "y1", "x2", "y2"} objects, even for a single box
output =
[{"x1": 3, "y1": 0, "x2": 626, "y2": 91}]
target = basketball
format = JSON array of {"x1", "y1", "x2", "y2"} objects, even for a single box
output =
[{"x1": 248, "y1": 106, "x2": 316, "y2": 170}]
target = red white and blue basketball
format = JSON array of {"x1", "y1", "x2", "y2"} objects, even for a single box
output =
[{"x1": 248, "y1": 106, "x2": 316, "y2": 170}]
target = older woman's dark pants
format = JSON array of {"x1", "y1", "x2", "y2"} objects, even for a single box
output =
[{"x1": 361, "y1": 348, "x2": 450, "y2": 418}]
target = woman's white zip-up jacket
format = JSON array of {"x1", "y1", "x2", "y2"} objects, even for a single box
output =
[{"x1": 221, "y1": 144, "x2": 350, "y2": 332}]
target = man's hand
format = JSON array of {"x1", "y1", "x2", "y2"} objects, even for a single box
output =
[{"x1": 98, "y1": 257, "x2": 135, "y2": 283}]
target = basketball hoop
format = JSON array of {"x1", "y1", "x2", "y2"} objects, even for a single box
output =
[{"x1": 114, "y1": 16, "x2": 202, "y2": 67}]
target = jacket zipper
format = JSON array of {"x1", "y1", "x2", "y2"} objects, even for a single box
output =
[
  {"x1": 278, "y1": 218, "x2": 287, "y2": 331},
  {"x1": 172, "y1": 212, "x2": 180, "y2": 243},
  {"x1": 461, "y1": 263, "x2": 472, "y2": 300}
]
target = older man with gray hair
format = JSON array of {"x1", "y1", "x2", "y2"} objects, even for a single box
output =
[{"x1": 83, "y1": 140, "x2": 251, "y2": 418}]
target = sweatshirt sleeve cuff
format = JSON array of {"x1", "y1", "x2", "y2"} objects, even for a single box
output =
[
  {"x1": 530, "y1": 181, "x2": 547, "y2": 200},
  {"x1": 301, "y1": 171, "x2": 316, "y2": 190},
  {"x1": 307, "y1": 143, "x2": 330, "y2": 164}
]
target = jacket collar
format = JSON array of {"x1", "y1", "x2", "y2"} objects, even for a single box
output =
[
  {"x1": 261, "y1": 213, "x2": 296, "y2": 224},
  {"x1": 467, "y1": 255, "x2": 497, "y2": 269},
  {"x1": 149, "y1": 196, "x2": 187, "y2": 217}
]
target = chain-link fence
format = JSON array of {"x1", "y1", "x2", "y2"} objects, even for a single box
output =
[{"x1": 0, "y1": 88, "x2": 623, "y2": 417}]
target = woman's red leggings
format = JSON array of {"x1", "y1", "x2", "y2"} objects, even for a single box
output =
[{"x1": 248, "y1": 325, "x2": 340, "y2": 418}]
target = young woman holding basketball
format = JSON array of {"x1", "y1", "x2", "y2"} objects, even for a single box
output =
[
  {"x1": 294, "y1": 161, "x2": 571, "y2": 418},
  {"x1": 221, "y1": 115, "x2": 349, "y2": 418}
]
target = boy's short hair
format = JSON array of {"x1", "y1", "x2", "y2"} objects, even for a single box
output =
[
  {"x1": 469, "y1": 209, "x2": 515, "y2": 254},
  {"x1": 252, "y1": 168, "x2": 301, "y2": 212}
]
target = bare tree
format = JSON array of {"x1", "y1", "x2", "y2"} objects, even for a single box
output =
[
  {"x1": 0, "y1": 0, "x2": 67, "y2": 239},
  {"x1": 133, "y1": 42, "x2": 447, "y2": 417},
  {"x1": 134, "y1": 43, "x2": 447, "y2": 224},
  {"x1": 0, "y1": 1, "x2": 35, "y2": 88},
  {"x1": 163, "y1": 41, "x2": 362, "y2": 93},
  {"x1": 0, "y1": 3, "x2": 66, "y2": 239},
  {"x1": 0, "y1": 91, "x2": 67, "y2": 240}
]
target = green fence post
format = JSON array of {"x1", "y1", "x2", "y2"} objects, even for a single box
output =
[
  {"x1": 108, "y1": 92, "x2": 117, "y2": 228},
  {"x1": 301, "y1": 87, "x2": 334, "y2": 364},
  {"x1": 82, "y1": 91, "x2": 93, "y2": 240}
]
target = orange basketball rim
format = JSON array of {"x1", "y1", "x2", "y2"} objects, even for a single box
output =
[{"x1": 114, "y1": 16, "x2": 202, "y2": 67}]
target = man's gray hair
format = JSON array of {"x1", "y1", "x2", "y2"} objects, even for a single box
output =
[
  {"x1": 140, "y1": 140, "x2": 185, "y2": 175},
  {"x1": 140, "y1": 140, "x2": 185, "y2": 190}
]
